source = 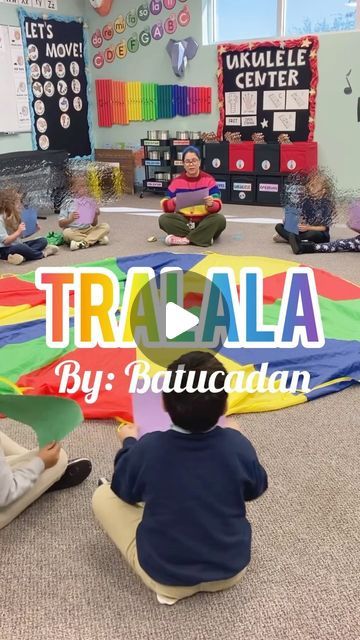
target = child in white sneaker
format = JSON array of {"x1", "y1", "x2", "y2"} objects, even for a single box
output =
[
  {"x1": 0, "y1": 188, "x2": 59, "y2": 266},
  {"x1": 58, "y1": 174, "x2": 110, "y2": 251}
]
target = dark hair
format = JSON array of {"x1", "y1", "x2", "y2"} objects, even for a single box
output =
[
  {"x1": 182, "y1": 145, "x2": 201, "y2": 161},
  {"x1": 162, "y1": 351, "x2": 228, "y2": 433}
]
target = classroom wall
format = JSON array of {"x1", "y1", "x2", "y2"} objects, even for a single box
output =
[
  {"x1": 0, "y1": 0, "x2": 84, "y2": 155},
  {"x1": 85, "y1": 0, "x2": 360, "y2": 196},
  {"x1": 1, "y1": 1, "x2": 359, "y2": 194},
  {"x1": 315, "y1": 30, "x2": 360, "y2": 197},
  {"x1": 85, "y1": 0, "x2": 215, "y2": 146}
]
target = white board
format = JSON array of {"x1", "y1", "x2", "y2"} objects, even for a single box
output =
[{"x1": 0, "y1": 24, "x2": 31, "y2": 133}]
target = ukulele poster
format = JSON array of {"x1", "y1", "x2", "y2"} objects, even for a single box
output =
[{"x1": 218, "y1": 36, "x2": 319, "y2": 141}]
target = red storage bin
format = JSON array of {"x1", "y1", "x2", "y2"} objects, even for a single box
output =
[
  {"x1": 280, "y1": 142, "x2": 318, "y2": 173},
  {"x1": 229, "y1": 142, "x2": 254, "y2": 173}
]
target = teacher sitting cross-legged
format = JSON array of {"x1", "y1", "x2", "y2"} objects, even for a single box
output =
[{"x1": 159, "y1": 146, "x2": 226, "y2": 247}]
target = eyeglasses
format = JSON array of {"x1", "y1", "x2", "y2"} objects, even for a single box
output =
[{"x1": 184, "y1": 158, "x2": 200, "y2": 165}]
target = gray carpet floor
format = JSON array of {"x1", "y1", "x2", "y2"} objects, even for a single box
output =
[{"x1": 1, "y1": 196, "x2": 359, "y2": 640}]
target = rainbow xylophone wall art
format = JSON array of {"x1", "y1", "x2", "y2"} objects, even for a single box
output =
[{"x1": 95, "y1": 79, "x2": 212, "y2": 126}]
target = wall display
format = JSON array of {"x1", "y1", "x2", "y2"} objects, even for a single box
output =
[
  {"x1": 127, "y1": 33, "x2": 139, "y2": 53},
  {"x1": 151, "y1": 22, "x2": 164, "y2": 40},
  {"x1": 127, "y1": 10, "x2": 138, "y2": 28},
  {"x1": 217, "y1": 37, "x2": 319, "y2": 142},
  {"x1": 89, "y1": 0, "x2": 113, "y2": 17},
  {"x1": 344, "y1": 69, "x2": 352, "y2": 95},
  {"x1": 0, "y1": 24, "x2": 31, "y2": 133},
  {"x1": 343, "y1": 68, "x2": 360, "y2": 123},
  {"x1": 102, "y1": 23, "x2": 114, "y2": 40},
  {"x1": 139, "y1": 27, "x2": 151, "y2": 46},
  {"x1": 90, "y1": 1, "x2": 191, "y2": 65},
  {"x1": 166, "y1": 36, "x2": 198, "y2": 78},
  {"x1": 9, "y1": 1, "x2": 60, "y2": 10},
  {"x1": 114, "y1": 15, "x2": 126, "y2": 34},
  {"x1": 150, "y1": 0, "x2": 162, "y2": 15},
  {"x1": 93, "y1": 51, "x2": 104, "y2": 68},
  {"x1": 115, "y1": 40, "x2": 127, "y2": 58},
  {"x1": 20, "y1": 11, "x2": 93, "y2": 158},
  {"x1": 95, "y1": 79, "x2": 212, "y2": 127},
  {"x1": 104, "y1": 46, "x2": 115, "y2": 62},
  {"x1": 178, "y1": 4, "x2": 190, "y2": 26},
  {"x1": 138, "y1": 4, "x2": 150, "y2": 21},
  {"x1": 164, "y1": 14, "x2": 177, "y2": 35}
]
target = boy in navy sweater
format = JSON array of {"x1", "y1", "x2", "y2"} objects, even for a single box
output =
[{"x1": 92, "y1": 352, "x2": 268, "y2": 605}]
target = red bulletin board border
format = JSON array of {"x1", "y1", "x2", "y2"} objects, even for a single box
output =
[{"x1": 216, "y1": 36, "x2": 319, "y2": 141}]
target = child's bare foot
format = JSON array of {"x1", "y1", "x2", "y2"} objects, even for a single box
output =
[
  {"x1": 98, "y1": 235, "x2": 109, "y2": 245},
  {"x1": 43, "y1": 245, "x2": 59, "y2": 258},
  {"x1": 7, "y1": 254, "x2": 24, "y2": 265}
]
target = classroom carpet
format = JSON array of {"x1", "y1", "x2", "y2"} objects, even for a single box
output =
[{"x1": 1, "y1": 197, "x2": 360, "y2": 640}]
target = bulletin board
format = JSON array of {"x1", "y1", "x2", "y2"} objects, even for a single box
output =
[
  {"x1": 19, "y1": 10, "x2": 93, "y2": 158},
  {"x1": 0, "y1": 24, "x2": 31, "y2": 133},
  {"x1": 217, "y1": 36, "x2": 319, "y2": 142}
]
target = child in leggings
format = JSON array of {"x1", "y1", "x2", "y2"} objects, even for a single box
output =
[
  {"x1": 289, "y1": 233, "x2": 360, "y2": 254},
  {"x1": 0, "y1": 188, "x2": 58, "y2": 266}
]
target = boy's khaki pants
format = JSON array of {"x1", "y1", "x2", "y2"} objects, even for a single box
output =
[
  {"x1": 92, "y1": 484, "x2": 247, "y2": 602},
  {"x1": 63, "y1": 223, "x2": 110, "y2": 246},
  {"x1": 0, "y1": 432, "x2": 68, "y2": 530}
]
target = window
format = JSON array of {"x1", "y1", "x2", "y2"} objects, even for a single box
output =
[
  {"x1": 286, "y1": 0, "x2": 356, "y2": 35},
  {"x1": 214, "y1": 0, "x2": 278, "y2": 43},
  {"x1": 204, "y1": 0, "x2": 360, "y2": 43}
]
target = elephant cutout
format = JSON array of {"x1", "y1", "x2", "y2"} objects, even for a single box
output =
[{"x1": 166, "y1": 37, "x2": 199, "y2": 78}]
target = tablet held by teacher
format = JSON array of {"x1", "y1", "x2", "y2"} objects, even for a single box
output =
[{"x1": 159, "y1": 146, "x2": 226, "y2": 247}]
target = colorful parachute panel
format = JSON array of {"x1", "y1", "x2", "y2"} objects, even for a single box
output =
[{"x1": 0, "y1": 253, "x2": 359, "y2": 432}]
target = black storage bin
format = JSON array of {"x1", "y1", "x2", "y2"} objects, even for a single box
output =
[
  {"x1": 255, "y1": 144, "x2": 280, "y2": 174},
  {"x1": 203, "y1": 142, "x2": 228, "y2": 174},
  {"x1": 231, "y1": 175, "x2": 256, "y2": 203},
  {"x1": 256, "y1": 177, "x2": 283, "y2": 205},
  {"x1": 215, "y1": 174, "x2": 231, "y2": 203}
]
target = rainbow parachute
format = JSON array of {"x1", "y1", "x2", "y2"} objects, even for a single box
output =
[{"x1": 1, "y1": 252, "x2": 359, "y2": 434}]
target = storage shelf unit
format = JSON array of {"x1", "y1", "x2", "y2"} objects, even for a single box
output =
[{"x1": 204, "y1": 141, "x2": 318, "y2": 207}]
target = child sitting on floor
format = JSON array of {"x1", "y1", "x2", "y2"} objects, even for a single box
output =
[
  {"x1": 58, "y1": 173, "x2": 110, "y2": 251},
  {"x1": 274, "y1": 171, "x2": 335, "y2": 245},
  {"x1": 92, "y1": 351, "x2": 268, "y2": 605},
  {"x1": 0, "y1": 431, "x2": 92, "y2": 530},
  {"x1": 289, "y1": 232, "x2": 360, "y2": 254},
  {"x1": 0, "y1": 188, "x2": 59, "y2": 266}
]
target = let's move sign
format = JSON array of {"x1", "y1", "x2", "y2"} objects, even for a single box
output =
[{"x1": 20, "y1": 12, "x2": 92, "y2": 158}]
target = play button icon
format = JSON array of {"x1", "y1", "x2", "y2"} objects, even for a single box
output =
[
  {"x1": 129, "y1": 267, "x2": 231, "y2": 369},
  {"x1": 165, "y1": 302, "x2": 200, "y2": 340}
]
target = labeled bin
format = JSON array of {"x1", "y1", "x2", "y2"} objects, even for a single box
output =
[
  {"x1": 256, "y1": 177, "x2": 283, "y2": 205},
  {"x1": 228, "y1": 142, "x2": 254, "y2": 173},
  {"x1": 215, "y1": 174, "x2": 231, "y2": 203},
  {"x1": 280, "y1": 142, "x2": 318, "y2": 173},
  {"x1": 255, "y1": 144, "x2": 280, "y2": 173},
  {"x1": 203, "y1": 142, "x2": 228, "y2": 174},
  {"x1": 231, "y1": 175, "x2": 256, "y2": 204}
]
